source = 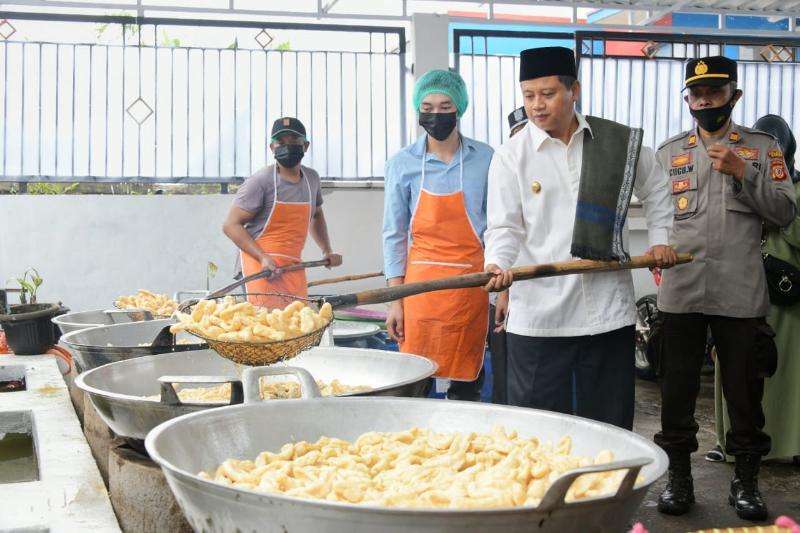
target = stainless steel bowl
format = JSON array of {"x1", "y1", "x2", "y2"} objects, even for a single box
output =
[
  {"x1": 331, "y1": 320, "x2": 381, "y2": 340},
  {"x1": 52, "y1": 309, "x2": 153, "y2": 335},
  {"x1": 146, "y1": 366, "x2": 667, "y2": 533},
  {"x1": 61, "y1": 319, "x2": 205, "y2": 372},
  {"x1": 76, "y1": 347, "x2": 437, "y2": 443}
]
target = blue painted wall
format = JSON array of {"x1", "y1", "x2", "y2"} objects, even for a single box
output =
[
  {"x1": 451, "y1": 21, "x2": 574, "y2": 55},
  {"x1": 451, "y1": 13, "x2": 797, "y2": 58}
]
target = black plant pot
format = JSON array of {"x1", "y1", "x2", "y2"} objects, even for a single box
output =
[{"x1": 0, "y1": 303, "x2": 69, "y2": 355}]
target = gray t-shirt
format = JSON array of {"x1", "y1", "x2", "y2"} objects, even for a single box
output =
[{"x1": 232, "y1": 164, "x2": 323, "y2": 275}]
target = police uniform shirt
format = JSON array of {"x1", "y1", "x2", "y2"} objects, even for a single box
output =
[{"x1": 656, "y1": 123, "x2": 797, "y2": 318}]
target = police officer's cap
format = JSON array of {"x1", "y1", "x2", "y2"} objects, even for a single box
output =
[
  {"x1": 684, "y1": 56, "x2": 738, "y2": 89},
  {"x1": 507, "y1": 106, "x2": 528, "y2": 132}
]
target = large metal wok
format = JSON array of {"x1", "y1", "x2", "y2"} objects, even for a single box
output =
[
  {"x1": 52, "y1": 308, "x2": 153, "y2": 335},
  {"x1": 61, "y1": 319, "x2": 205, "y2": 372},
  {"x1": 76, "y1": 347, "x2": 436, "y2": 443},
  {"x1": 146, "y1": 367, "x2": 667, "y2": 533}
]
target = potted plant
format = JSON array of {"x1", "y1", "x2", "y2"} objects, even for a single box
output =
[
  {"x1": 0, "y1": 269, "x2": 68, "y2": 355},
  {"x1": 206, "y1": 261, "x2": 218, "y2": 291}
]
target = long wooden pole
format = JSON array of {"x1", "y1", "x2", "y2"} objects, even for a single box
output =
[
  {"x1": 307, "y1": 271, "x2": 383, "y2": 288},
  {"x1": 325, "y1": 254, "x2": 692, "y2": 309}
]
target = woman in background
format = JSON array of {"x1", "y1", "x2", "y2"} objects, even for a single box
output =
[{"x1": 710, "y1": 114, "x2": 800, "y2": 464}]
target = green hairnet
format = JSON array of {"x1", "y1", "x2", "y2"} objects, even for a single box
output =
[{"x1": 413, "y1": 69, "x2": 469, "y2": 118}]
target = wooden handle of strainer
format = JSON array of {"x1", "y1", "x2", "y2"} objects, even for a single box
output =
[{"x1": 325, "y1": 253, "x2": 692, "y2": 309}]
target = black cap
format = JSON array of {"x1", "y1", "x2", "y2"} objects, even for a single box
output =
[
  {"x1": 519, "y1": 46, "x2": 577, "y2": 82},
  {"x1": 270, "y1": 117, "x2": 307, "y2": 141},
  {"x1": 508, "y1": 106, "x2": 527, "y2": 132},
  {"x1": 684, "y1": 56, "x2": 737, "y2": 89}
]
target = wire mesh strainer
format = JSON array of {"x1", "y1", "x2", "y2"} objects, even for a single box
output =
[{"x1": 182, "y1": 293, "x2": 331, "y2": 366}]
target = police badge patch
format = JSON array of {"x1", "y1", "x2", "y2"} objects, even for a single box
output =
[
  {"x1": 772, "y1": 159, "x2": 788, "y2": 181},
  {"x1": 671, "y1": 153, "x2": 692, "y2": 167},
  {"x1": 672, "y1": 178, "x2": 691, "y2": 193},
  {"x1": 734, "y1": 147, "x2": 759, "y2": 160}
]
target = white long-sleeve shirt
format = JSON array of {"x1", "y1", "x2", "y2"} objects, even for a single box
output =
[{"x1": 484, "y1": 113, "x2": 673, "y2": 337}]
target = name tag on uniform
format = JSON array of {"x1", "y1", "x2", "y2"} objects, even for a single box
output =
[
  {"x1": 734, "y1": 147, "x2": 759, "y2": 160},
  {"x1": 669, "y1": 164, "x2": 694, "y2": 177},
  {"x1": 671, "y1": 153, "x2": 692, "y2": 167}
]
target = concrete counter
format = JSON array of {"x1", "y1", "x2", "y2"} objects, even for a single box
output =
[{"x1": 0, "y1": 355, "x2": 120, "y2": 532}]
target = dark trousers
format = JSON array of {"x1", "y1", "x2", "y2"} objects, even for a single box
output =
[
  {"x1": 654, "y1": 313, "x2": 772, "y2": 457},
  {"x1": 447, "y1": 368, "x2": 485, "y2": 401},
  {"x1": 488, "y1": 304, "x2": 508, "y2": 405},
  {"x1": 423, "y1": 368, "x2": 485, "y2": 401},
  {"x1": 506, "y1": 326, "x2": 636, "y2": 430}
]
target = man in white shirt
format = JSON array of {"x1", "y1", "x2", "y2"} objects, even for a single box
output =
[{"x1": 484, "y1": 46, "x2": 677, "y2": 430}]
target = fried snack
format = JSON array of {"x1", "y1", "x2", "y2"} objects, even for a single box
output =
[
  {"x1": 116, "y1": 290, "x2": 178, "y2": 317},
  {"x1": 149, "y1": 378, "x2": 371, "y2": 403},
  {"x1": 199, "y1": 426, "x2": 637, "y2": 509},
  {"x1": 169, "y1": 296, "x2": 332, "y2": 343}
]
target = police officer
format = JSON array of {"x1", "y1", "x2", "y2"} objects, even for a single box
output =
[{"x1": 654, "y1": 56, "x2": 796, "y2": 521}]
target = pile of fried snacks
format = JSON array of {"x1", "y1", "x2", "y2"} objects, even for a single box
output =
[
  {"x1": 115, "y1": 290, "x2": 178, "y2": 317},
  {"x1": 199, "y1": 426, "x2": 634, "y2": 509},
  {"x1": 170, "y1": 297, "x2": 333, "y2": 342}
]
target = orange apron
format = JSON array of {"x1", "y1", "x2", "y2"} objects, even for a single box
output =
[
  {"x1": 240, "y1": 165, "x2": 312, "y2": 308},
  {"x1": 400, "y1": 144, "x2": 488, "y2": 381}
]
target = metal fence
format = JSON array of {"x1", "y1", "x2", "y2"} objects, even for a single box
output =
[
  {"x1": 454, "y1": 30, "x2": 573, "y2": 145},
  {"x1": 0, "y1": 15, "x2": 407, "y2": 183},
  {"x1": 456, "y1": 30, "x2": 800, "y2": 151},
  {"x1": 577, "y1": 32, "x2": 800, "y2": 150}
]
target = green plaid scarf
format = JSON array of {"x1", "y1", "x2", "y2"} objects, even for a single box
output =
[{"x1": 570, "y1": 116, "x2": 643, "y2": 262}]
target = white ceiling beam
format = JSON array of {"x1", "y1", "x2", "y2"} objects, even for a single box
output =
[
  {"x1": 0, "y1": 0, "x2": 405, "y2": 22},
  {"x1": 2, "y1": 0, "x2": 799, "y2": 31}
]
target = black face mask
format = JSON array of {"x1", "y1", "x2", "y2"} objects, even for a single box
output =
[
  {"x1": 690, "y1": 94, "x2": 736, "y2": 133},
  {"x1": 274, "y1": 144, "x2": 305, "y2": 168},
  {"x1": 419, "y1": 112, "x2": 457, "y2": 141}
]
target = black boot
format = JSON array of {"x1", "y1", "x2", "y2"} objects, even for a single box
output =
[
  {"x1": 729, "y1": 454, "x2": 768, "y2": 521},
  {"x1": 658, "y1": 453, "x2": 695, "y2": 515}
]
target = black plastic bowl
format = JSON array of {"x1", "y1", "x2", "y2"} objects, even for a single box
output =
[{"x1": 0, "y1": 303, "x2": 68, "y2": 355}]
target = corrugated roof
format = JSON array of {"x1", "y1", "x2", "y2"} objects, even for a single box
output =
[{"x1": 538, "y1": 1, "x2": 800, "y2": 18}]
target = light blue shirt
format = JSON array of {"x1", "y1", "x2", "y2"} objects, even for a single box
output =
[{"x1": 382, "y1": 134, "x2": 494, "y2": 279}]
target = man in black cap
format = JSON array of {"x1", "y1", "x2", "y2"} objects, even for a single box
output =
[
  {"x1": 653, "y1": 56, "x2": 796, "y2": 520},
  {"x1": 482, "y1": 46, "x2": 677, "y2": 429},
  {"x1": 223, "y1": 116, "x2": 342, "y2": 304}
]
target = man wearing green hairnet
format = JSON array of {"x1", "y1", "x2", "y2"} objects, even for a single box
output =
[{"x1": 382, "y1": 69, "x2": 494, "y2": 400}]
